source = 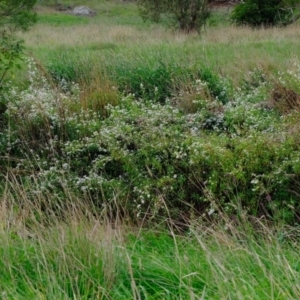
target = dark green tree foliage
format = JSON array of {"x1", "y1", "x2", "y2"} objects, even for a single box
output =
[
  {"x1": 137, "y1": 0, "x2": 210, "y2": 32},
  {"x1": 0, "y1": 0, "x2": 37, "y2": 84},
  {"x1": 231, "y1": 0, "x2": 300, "y2": 27}
]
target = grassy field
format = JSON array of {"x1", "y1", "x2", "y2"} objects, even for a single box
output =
[
  {"x1": 25, "y1": 2, "x2": 300, "y2": 83},
  {"x1": 1, "y1": 0, "x2": 300, "y2": 298}
]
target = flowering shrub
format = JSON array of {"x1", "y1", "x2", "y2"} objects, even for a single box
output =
[{"x1": 2, "y1": 58, "x2": 300, "y2": 224}]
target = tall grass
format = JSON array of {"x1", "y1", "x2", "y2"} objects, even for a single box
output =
[{"x1": 1, "y1": 177, "x2": 299, "y2": 299}]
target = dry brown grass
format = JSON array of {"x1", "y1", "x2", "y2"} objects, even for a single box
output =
[
  {"x1": 23, "y1": 20, "x2": 300, "y2": 48},
  {"x1": 23, "y1": 24, "x2": 179, "y2": 48},
  {"x1": 270, "y1": 84, "x2": 300, "y2": 113},
  {"x1": 204, "y1": 23, "x2": 300, "y2": 43},
  {"x1": 79, "y1": 75, "x2": 120, "y2": 116},
  {"x1": 0, "y1": 172, "x2": 124, "y2": 239}
]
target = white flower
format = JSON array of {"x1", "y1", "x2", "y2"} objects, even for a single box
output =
[
  {"x1": 251, "y1": 179, "x2": 259, "y2": 185},
  {"x1": 62, "y1": 163, "x2": 69, "y2": 170}
]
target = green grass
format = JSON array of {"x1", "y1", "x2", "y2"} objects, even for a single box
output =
[
  {"x1": 0, "y1": 206, "x2": 299, "y2": 299},
  {"x1": 24, "y1": 22, "x2": 300, "y2": 91},
  {"x1": 37, "y1": 13, "x2": 90, "y2": 26},
  {"x1": 36, "y1": 0, "x2": 145, "y2": 27}
]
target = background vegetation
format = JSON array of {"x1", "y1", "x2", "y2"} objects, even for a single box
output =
[
  {"x1": 137, "y1": 0, "x2": 210, "y2": 32},
  {"x1": 231, "y1": 0, "x2": 300, "y2": 27},
  {"x1": 1, "y1": 0, "x2": 300, "y2": 298},
  {"x1": 0, "y1": 0, "x2": 37, "y2": 85}
]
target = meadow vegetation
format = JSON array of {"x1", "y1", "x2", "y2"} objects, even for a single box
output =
[{"x1": 1, "y1": 0, "x2": 300, "y2": 298}]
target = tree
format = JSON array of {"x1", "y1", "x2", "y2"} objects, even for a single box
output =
[
  {"x1": 137, "y1": 0, "x2": 210, "y2": 33},
  {"x1": 231, "y1": 0, "x2": 300, "y2": 27},
  {"x1": 0, "y1": 0, "x2": 37, "y2": 85}
]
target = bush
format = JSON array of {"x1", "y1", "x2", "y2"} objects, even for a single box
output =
[
  {"x1": 231, "y1": 0, "x2": 300, "y2": 27},
  {"x1": 3, "y1": 56, "x2": 300, "y2": 225}
]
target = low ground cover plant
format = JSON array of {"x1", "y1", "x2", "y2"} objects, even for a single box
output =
[{"x1": 231, "y1": 0, "x2": 300, "y2": 27}]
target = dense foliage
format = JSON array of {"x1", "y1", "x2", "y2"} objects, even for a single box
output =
[
  {"x1": 2, "y1": 58, "x2": 300, "y2": 224},
  {"x1": 231, "y1": 0, "x2": 300, "y2": 27},
  {"x1": 0, "y1": 0, "x2": 37, "y2": 85},
  {"x1": 1, "y1": 3, "x2": 300, "y2": 299}
]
